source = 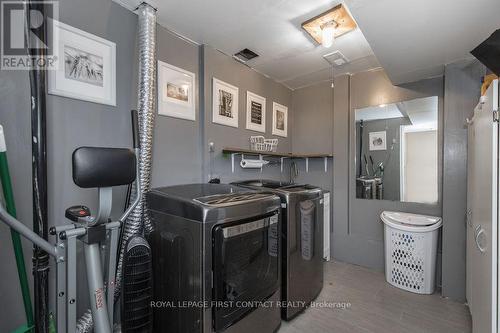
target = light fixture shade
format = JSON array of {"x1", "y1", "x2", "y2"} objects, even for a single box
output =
[
  {"x1": 322, "y1": 25, "x2": 335, "y2": 48},
  {"x1": 302, "y1": 4, "x2": 356, "y2": 46}
]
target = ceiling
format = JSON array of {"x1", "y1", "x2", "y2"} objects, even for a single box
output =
[
  {"x1": 355, "y1": 104, "x2": 403, "y2": 122},
  {"x1": 399, "y1": 96, "x2": 438, "y2": 129},
  {"x1": 115, "y1": 0, "x2": 499, "y2": 89},
  {"x1": 115, "y1": 0, "x2": 379, "y2": 90},
  {"x1": 355, "y1": 96, "x2": 438, "y2": 130},
  {"x1": 344, "y1": 0, "x2": 500, "y2": 84}
]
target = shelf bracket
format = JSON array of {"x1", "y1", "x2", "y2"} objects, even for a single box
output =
[
  {"x1": 324, "y1": 157, "x2": 328, "y2": 173},
  {"x1": 305, "y1": 157, "x2": 309, "y2": 173}
]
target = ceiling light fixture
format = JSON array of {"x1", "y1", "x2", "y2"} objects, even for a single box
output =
[
  {"x1": 321, "y1": 21, "x2": 336, "y2": 48},
  {"x1": 302, "y1": 4, "x2": 357, "y2": 46}
]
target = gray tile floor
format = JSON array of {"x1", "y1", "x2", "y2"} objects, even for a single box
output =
[{"x1": 279, "y1": 260, "x2": 472, "y2": 333}]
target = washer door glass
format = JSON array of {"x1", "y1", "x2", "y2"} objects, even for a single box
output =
[{"x1": 212, "y1": 213, "x2": 279, "y2": 332}]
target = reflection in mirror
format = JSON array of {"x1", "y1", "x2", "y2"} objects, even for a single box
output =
[{"x1": 355, "y1": 96, "x2": 438, "y2": 204}]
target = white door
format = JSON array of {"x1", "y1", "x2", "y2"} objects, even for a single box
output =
[
  {"x1": 402, "y1": 129, "x2": 438, "y2": 203},
  {"x1": 468, "y1": 80, "x2": 498, "y2": 333}
]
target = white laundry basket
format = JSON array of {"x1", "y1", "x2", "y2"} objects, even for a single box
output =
[{"x1": 381, "y1": 211, "x2": 442, "y2": 294}]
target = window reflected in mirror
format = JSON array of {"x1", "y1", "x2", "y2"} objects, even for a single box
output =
[{"x1": 355, "y1": 96, "x2": 438, "y2": 204}]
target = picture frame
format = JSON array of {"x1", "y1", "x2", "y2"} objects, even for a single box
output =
[
  {"x1": 272, "y1": 102, "x2": 288, "y2": 137},
  {"x1": 157, "y1": 61, "x2": 196, "y2": 121},
  {"x1": 369, "y1": 131, "x2": 387, "y2": 151},
  {"x1": 48, "y1": 20, "x2": 116, "y2": 106},
  {"x1": 246, "y1": 91, "x2": 266, "y2": 133},
  {"x1": 212, "y1": 78, "x2": 239, "y2": 128}
]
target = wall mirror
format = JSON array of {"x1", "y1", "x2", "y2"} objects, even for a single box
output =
[{"x1": 354, "y1": 96, "x2": 438, "y2": 204}]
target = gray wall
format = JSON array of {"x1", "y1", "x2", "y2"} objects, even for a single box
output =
[
  {"x1": 0, "y1": 1, "x2": 138, "y2": 331},
  {"x1": 152, "y1": 26, "x2": 202, "y2": 187},
  {"x1": 0, "y1": 1, "x2": 482, "y2": 329},
  {"x1": 0, "y1": 12, "x2": 298, "y2": 331},
  {"x1": 201, "y1": 45, "x2": 293, "y2": 184},
  {"x1": 344, "y1": 70, "x2": 443, "y2": 270},
  {"x1": 329, "y1": 66, "x2": 481, "y2": 301},
  {"x1": 291, "y1": 81, "x2": 333, "y2": 155},
  {"x1": 291, "y1": 72, "x2": 445, "y2": 278},
  {"x1": 441, "y1": 59, "x2": 485, "y2": 301},
  {"x1": 0, "y1": 37, "x2": 36, "y2": 333},
  {"x1": 291, "y1": 81, "x2": 334, "y2": 228},
  {"x1": 0, "y1": 1, "x2": 203, "y2": 331}
]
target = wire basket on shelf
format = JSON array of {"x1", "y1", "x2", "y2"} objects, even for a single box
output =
[{"x1": 250, "y1": 136, "x2": 278, "y2": 152}]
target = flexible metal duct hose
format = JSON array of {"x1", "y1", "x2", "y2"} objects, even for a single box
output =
[
  {"x1": 121, "y1": 237, "x2": 153, "y2": 331},
  {"x1": 75, "y1": 309, "x2": 93, "y2": 332},
  {"x1": 75, "y1": 3, "x2": 157, "y2": 332},
  {"x1": 115, "y1": 0, "x2": 157, "y2": 297}
]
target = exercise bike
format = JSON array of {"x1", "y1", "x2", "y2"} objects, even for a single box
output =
[{"x1": 0, "y1": 113, "x2": 141, "y2": 333}]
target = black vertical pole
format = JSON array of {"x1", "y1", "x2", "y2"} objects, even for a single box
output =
[{"x1": 26, "y1": 2, "x2": 49, "y2": 332}]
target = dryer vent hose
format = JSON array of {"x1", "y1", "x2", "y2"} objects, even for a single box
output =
[
  {"x1": 115, "y1": 1, "x2": 157, "y2": 298},
  {"x1": 76, "y1": 3, "x2": 157, "y2": 332}
]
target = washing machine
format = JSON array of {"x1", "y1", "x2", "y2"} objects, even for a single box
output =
[
  {"x1": 232, "y1": 180, "x2": 324, "y2": 320},
  {"x1": 147, "y1": 183, "x2": 282, "y2": 333}
]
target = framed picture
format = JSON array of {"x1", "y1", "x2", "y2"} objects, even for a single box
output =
[
  {"x1": 369, "y1": 131, "x2": 387, "y2": 151},
  {"x1": 157, "y1": 61, "x2": 196, "y2": 121},
  {"x1": 246, "y1": 91, "x2": 266, "y2": 133},
  {"x1": 212, "y1": 78, "x2": 239, "y2": 128},
  {"x1": 272, "y1": 102, "x2": 288, "y2": 137},
  {"x1": 48, "y1": 20, "x2": 116, "y2": 106}
]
